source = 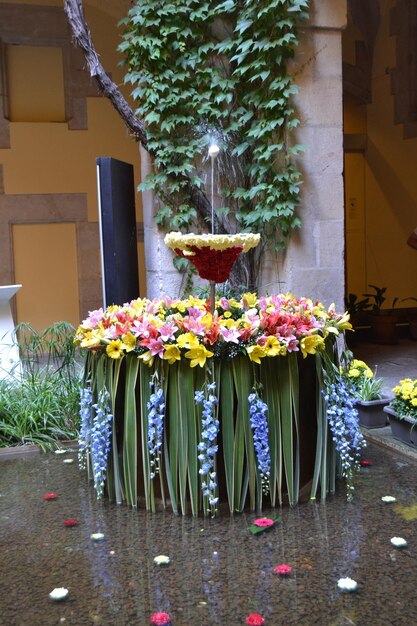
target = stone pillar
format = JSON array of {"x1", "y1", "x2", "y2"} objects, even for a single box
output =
[
  {"x1": 260, "y1": 0, "x2": 347, "y2": 310},
  {"x1": 140, "y1": 144, "x2": 184, "y2": 299}
]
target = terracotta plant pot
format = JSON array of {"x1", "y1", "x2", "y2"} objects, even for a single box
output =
[
  {"x1": 370, "y1": 313, "x2": 399, "y2": 345},
  {"x1": 356, "y1": 395, "x2": 392, "y2": 429},
  {"x1": 384, "y1": 406, "x2": 417, "y2": 447}
]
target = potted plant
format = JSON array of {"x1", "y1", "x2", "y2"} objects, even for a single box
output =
[
  {"x1": 362, "y1": 285, "x2": 399, "y2": 344},
  {"x1": 344, "y1": 358, "x2": 391, "y2": 428},
  {"x1": 384, "y1": 378, "x2": 417, "y2": 447},
  {"x1": 344, "y1": 293, "x2": 371, "y2": 348}
]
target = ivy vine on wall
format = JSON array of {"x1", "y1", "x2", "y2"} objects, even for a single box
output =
[{"x1": 119, "y1": 0, "x2": 309, "y2": 289}]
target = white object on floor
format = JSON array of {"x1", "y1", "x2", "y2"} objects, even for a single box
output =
[{"x1": 0, "y1": 285, "x2": 22, "y2": 380}]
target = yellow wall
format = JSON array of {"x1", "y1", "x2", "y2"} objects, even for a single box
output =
[
  {"x1": 1, "y1": 0, "x2": 146, "y2": 330},
  {"x1": 13, "y1": 223, "x2": 80, "y2": 329},
  {"x1": 343, "y1": 0, "x2": 417, "y2": 305}
]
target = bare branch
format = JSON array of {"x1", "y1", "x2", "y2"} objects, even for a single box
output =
[{"x1": 63, "y1": 0, "x2": 214, "y2": 220}]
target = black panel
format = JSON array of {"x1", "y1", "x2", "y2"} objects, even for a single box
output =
[{"x1": 96, "y1": 157, "x2": 140, "y2": 307}]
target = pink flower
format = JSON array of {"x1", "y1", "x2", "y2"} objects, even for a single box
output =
[
  {"x1": 43, "y1": 493, "x2": 58, "y2": 500},
  {"x1": 64, "y1": 519, "x2": 78, "y2": 527},
  {"x1": 253, "y1": 517, "x2": 274, "y2": 528},
  {"x1": 246, "y1": 613, "x2": 265, "y2": 625},
  {"x1": 274, "y1": 564, "x2": 292, "y2": 576},
  {"x1": 150, "y1": 612, "x2": 171, "y2": 625},
  {"x1": 148, "y1": 338, "x2": 165, "y2": 357}
]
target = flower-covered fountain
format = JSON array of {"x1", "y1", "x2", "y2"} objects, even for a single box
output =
[{"x1": 75, "y1": 145, "x2": 363, "y2": 516}]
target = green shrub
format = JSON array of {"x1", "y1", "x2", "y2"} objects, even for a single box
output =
[{"x1": 0, "y1": 322, "x2": 83, "y2": 450}]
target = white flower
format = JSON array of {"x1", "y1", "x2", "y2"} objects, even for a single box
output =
[
  {"x1": 153, "y1": 555, "x2": 170, "y2": 566},
  {"x1": 49, "y1": 587, "x2": 69, "y2": 601},
  {"x1": 63, "y1": 459, "x2": 74, "y2": 464},
  {"x1": 381, "y1": 496, "x2": 396, "y2": 503},
  {"x1": 54, "y1": 449, "x2": 66, "y2": 455},
  {"x1": 90, "y1": 533, "x2": 105, "y2": 542},
  {"x1": 390, "y1": 537, "x2": 408, "y2": 548},
  {"x1": 337, "y1": 577, "x2": 358, "y2": 592}
]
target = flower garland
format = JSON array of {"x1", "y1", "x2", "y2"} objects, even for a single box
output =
[
  {"x1": 147, "y1": 375, "x2": 165, "y2": 479},
  {"x1": 74, "y1": 293, "x2": 352, "y2": 366},
  {"x1": 323, "y1": 374, "x2": 366, "y2": 499},
  {"x1": 78, "y1": 386, "x2": 113, "y2": 498},
  {"x1": 196, "y1": 381, "x2": 219, "y2": 516},
  {"x1": 78, "y1": 385, "x2": 93, "y2": 470},
  {"x1": 90, "y1": 390, "x2": 113, "y2": 499},
  {"x1": 248, "y1": 391, "x2": 271, "y2": 495}
]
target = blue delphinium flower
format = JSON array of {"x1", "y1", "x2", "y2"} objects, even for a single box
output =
[
  {"x1": 147, "y1": 377, "x2": 165, "y2": 479},
  {"x1": 90, "y1": 389, "x2": 113, "y2": 499},
  {"x1": 323, "y1": 374, "x2": 366, "y2": 499},
  {"x1": 78, "y1": 385, "x2": 93, "y2": 469},
  {"x1": 196, "y1": 381, "x2": 219, "y2": 516},
  {"x1": 248, "y1": 391, "x2": 271, "y2": 495}
]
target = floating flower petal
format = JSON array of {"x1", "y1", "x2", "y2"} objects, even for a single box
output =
[
  {"x1": 64, "y1": 519, "x2": 78, "y2": 527},
  {"x1": 63, "y1": 458, "x2": 74, "y2": 464},
  {"x1": 390, "y1": 536, "x2": 408, "y2": 548},
  {"x1": 153, "y1": 555, "x2": 170, "y2": 566},
  {"x1": 253, "y1": 517, "x2": 274, "y2": 528},
  {"x1": 150, "y1": 612, "x2": 171, "y2": 625},
  {"x1": 381, "y1": 495, "x2": 396, "y2": 503},
  {"x1": 49, "y1": 587, "x2": 69, "y2": 601},
  {"x1": 274, "y1": 564, "x2": 292, "y2": 576},
  {"x1": 43, "y1": 493, "x2": 58, "y2": 500},
  {"x1": 337, "y1": 577, "x2": 358, "y2": 592},
  {"x1": 91, "y1": 532, "x2": 105, "y2": 542},
  {"x1": 246, "y1": 614, "x2": 265, "y2": 625}
]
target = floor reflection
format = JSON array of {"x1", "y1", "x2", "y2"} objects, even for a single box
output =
[{"x1": 1, "y1": 443, "x2": 417, "y2": 625}]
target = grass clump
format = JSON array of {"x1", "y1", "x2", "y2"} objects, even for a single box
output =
[{"x1": 0, "y1": 322, "x2": 82, "y2": 451}]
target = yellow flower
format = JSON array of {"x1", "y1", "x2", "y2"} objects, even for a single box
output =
[
  {"x1": 163, "y1": 344, "x2": 181, "y2": 365},
  {"x1": 177, "y1": 332, "x2": 199, "y2": 350},
  {"x1": 242, "y1": 292, "x2": 258, "y2": 308},
  {"x1": 80, "y1": 331, "x2": 101, "y2": 348},
  {"x1": 138, "y1": 350, "x2": 154, "y2": 367},
  {"x1": 106, "y1": 340, "x2": 124, "y2": 359},
  {"x1": 263, "y1": 336, "x2": 282, "y2": 357},
  {"x1": 121, "y1": 333, "x2": 136, "y2": 352},
  {"x1": 348, "y1": 368, "x2": 360, "y2": 378},
  {"x1": 246, "y1": 345, "x2": 266, "y2": 364},
  {"x1": 184, "y1": 344, "x2": 214, "y2": 368},
  {"x1": 300, "y1": 335, "x2": 324, "y2": 358},
  {"x1": 335, "y1": 313, "x2": 352, "y2": 332}
]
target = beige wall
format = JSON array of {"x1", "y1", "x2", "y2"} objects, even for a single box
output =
[
  {"x1": 343, "y1": 0, "x2": 417, "y2": 306},
  {"x1": 0, "y1": 0, "x2": 145, "y2": 331}
]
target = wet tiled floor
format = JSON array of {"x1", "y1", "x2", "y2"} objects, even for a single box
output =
[{"x1": 1, "y1": 443, "x2": 417, "y2": 625}]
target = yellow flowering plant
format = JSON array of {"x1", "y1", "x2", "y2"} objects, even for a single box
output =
[
  {"x1": 343, "y1": 359, "x2": 384, "y2": 402},
  {"x1": 391, "y1": 379, "x2": 417, "y2": 421}
]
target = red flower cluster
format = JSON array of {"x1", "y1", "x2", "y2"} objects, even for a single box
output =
[
  {"x1": 175, "y1": 245, "x2": 243, "y2": 283},
  {"x1": 246, "y1": 614, "x2": 265, "y2": 625},
  {"x1": 150, "y1": 612, "x2": 171, "y2": 625}
]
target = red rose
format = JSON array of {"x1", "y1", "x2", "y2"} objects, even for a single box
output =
[
  {"x1": 246, "y1": 613, "x2": 265, "y2": 625},
  {"x1": 253, "y1": 517, "x2": 274, "y2": 528},
  {"x1": 274, "y1": 564, "x2": 292, "y2": 576},
  {"x1": 43, "y1": 493, "x2": 58, "y2": 500},
  {"x1": 64, "y1": 519, "x2": 78, "y2": 527},
  {"x1": 150, "y1": 612, "x2": 171, "y2": 625}
]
